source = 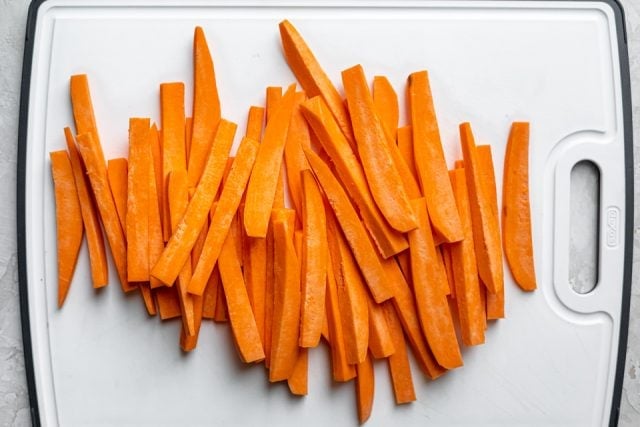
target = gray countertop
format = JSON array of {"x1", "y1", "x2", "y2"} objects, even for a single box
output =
[{"x1": 0, "y1": 0, "x2": 638, "y2": 425}]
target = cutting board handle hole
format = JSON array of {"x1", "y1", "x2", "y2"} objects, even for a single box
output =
[{"x1": 569, "y1": 160, "x2": 600, "y2": 294}]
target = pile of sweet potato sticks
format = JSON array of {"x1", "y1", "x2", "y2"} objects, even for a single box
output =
[{"x1": 49, "y1": 21, "x2": 537, "y2": 423}]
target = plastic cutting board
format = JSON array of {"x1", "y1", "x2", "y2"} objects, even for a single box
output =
[{"x1": 17, "y1": 0, "x2": 633, "y2": 426}]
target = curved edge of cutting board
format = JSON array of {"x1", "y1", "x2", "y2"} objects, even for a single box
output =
[{"x1": 15, "y1": 0, "x2": 633, "y2": 426}]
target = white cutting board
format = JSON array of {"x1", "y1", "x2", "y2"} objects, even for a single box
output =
[{"x1": 21, "y1": 0, "x2": 630, "y2": 426}]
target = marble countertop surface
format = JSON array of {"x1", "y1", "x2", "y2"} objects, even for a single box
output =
[{"x1": 0, "y1": 0, "x2": 638, "y2": 425}]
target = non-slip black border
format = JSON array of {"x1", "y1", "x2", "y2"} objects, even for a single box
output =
[{"x1": 16, "y1": 1, "x2": 633, "y2": 426}]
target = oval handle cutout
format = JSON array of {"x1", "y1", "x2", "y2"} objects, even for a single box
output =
[{"x1": 569, "y1": 160, "x2": 600, "y2": 294}]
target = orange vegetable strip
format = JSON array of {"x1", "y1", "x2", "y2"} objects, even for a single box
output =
[
  {"x1": 479, "y1": 278, "x2": 488, "y2": 328},
  {"x1": 243, "y1": 85, "x2": 297, "y2": 237},
  {"x1": 202, "y1": 265, "x2": 220, "y2": 319},
  {"x1": 150, "y1": 125, "x2": 163, "y2": 212},
  {"x1": 299, "y1": 170, "x2": 327, "y2": 348},
  {"x1": 442, "y1": 245, "x2": 456, "y2": 299},
  {"x1": 266, "y1": 86, "x2": 282, "y2": 122},
  {"x1": 192, "y1": 212, "x2": 208, "y2": 270},
  {"x1": 127, "y1": 118, "x2": 151, "y2": 282},
  {"x1": 50, "y1": 150, "x2": 83, "y2": 307},
  {"x1": 155, "y1": 287, "x2": 182, "y2": 320},
  {"x1": 381, "y1": 252, "x2": 446, "y2": 379},
  {"x1": 372, "y1": 75, "x2": 399, "y2": 145},
  {"x1": 274, "y1": 164, "x2": 286, "y2": 210},
  {"x1": 396, "y1": 251, "x2": 412, "y2": 285},
  {"x1": 69, "y1": 74, "x2": 103, "y2": 157},
  {"x1": 244, "y1": 233, "x2": 267, "y2": 345},
  {"x1": 326, "y1": 208, "x2": 369, "y2": 364},
  {"x1": 148, "y1": 126, "x2": 166, "y2": 289},
  {"x1": 270, "y1": 209, "x2": 301, "y2": 381},
  {"x1": 502, "y1": 123, "x2": 537, "y2": 291},
  {"x1": 264, "y1": 220, "x2": 275, "y2": 367},
  {"x1": 408, "y1": 198, "x2": 463, "y2": 369},
  {"x1": 342, "y1": 65, "x2": 417, "y2": 233},
  {"x1": 301, "y1": 96, "x2": 408, "y2": 258},
  {"x1": 449, "y1": 168, "x2": 485, "y2": 346},
  {"x1": 107, "y1": 158, "x2": 128, "y2": 234},
  {"x1": 218, "y1": 221, "x2": 265, "y2": 363},
  {"x1": 187, "y1": 137, "x2": 259, "y2": 295},
  {"x1": 321, "y1": 308, "x2": 330, "y2": 343},
  {"x1": 76, "y1": 132, "x2": 132, "y2": 292},
  {"x1": 287, "y1": 348, "x2": 308, "y2": 396},
  {"x1": 188, "y1": 26, "x2": 222, "y2": 188},
  {"x1": 284, "y1": 92, "x2": 311, "y2": 214},
  {"x1": 245, "y1": 106, "x2": 265, "y2": 141},
  {"x1": 139, "y1": 284, "x2": 157, "y2": 316},
  {"x1": 161, "y1": 82, "x2": 187, "y2": 241},
  {"x1": 476, "y1": 144, "x2": 506, "y2": 318},
  {"x1": 355, "y1": 352, "x2": 374, "y2": 424},
  {"x1": 382, "y1": 302, "x2": 416, "y2": 404},
  {"x1": 459, "y1": 123, "x2": 504, "y2": 297},
  {"x1": 214, "y1": 285, "x2": 228, "y2": 322},
  {"x1": 304, "y1": 148, "x2": 393, "y2": 303},
  {"x1": 325, "y1": 250, "x2": 357, "y2": 382},
  {"x1": 397, "y1": 126, "x2": 418, "y2": 182},
  {"x1": 167, "y1": 170, "x2": 196, "y2": 336},
  {"x1": 185, "y1": 117, "x2": 193, "y2": 166},
  {"x1": 279, "y1": 20, "x2": 355, "y2": 148},
  {"x1": 152, "y1": 119, "x2": 237, "y2": 285},
  {"x1": 180, "y1": 291, "x2": 203, "y2": 351},
  {"x1": 408, "y1": 71, "x2": 463, "y2": 243},
  {"x1": 64, "y1": 128, "x2": 108, "y2": 288},
  {"x1": 367, "y1": 298, "x2": 395, "y2": 359}
]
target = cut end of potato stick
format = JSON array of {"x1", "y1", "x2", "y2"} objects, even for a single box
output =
[
  {"x1": 383, "y1": 302, "x2": 417, "y2": 404},
  {"x1": 342, "y1": 64, "x2": 417, "y2": 233},
  {"x1": 287, "y1": 347, "x2": 309, "y2": 396},
  {"x1": 367, "y1": 298, "x2": 395, "y2": 359},
  {"x1": 64, "y1": 127, "x2": 109, "y2": 288},
  {"x1": 155, "y1": 286, "x2": 182, "y2": 320},
  {"x1": 408, "y1": 70, "x2": 463, "y2": 243},
  {"x1": 70, "y1": 74, "x2": 102, "y2": 153},
  {"x1": 355, "y1": 352, "x2": 375, "y2": 424},
  {"x1": 243, "y1": 85, "x2": 297, "y2": 238},
  {"x1": 301, "y1": 95, "x2": 408, "y2": 258},
  {"x1": 50, "y1": 150, "x2": 84, "y2": 308},
  {"x1": 278, "y1": 20, "x2": 355, "y2": 148},
  {"x1": 299, "y1": 169, "x2": 328, "y2": 348},
  {"x1": 245, "y1": 105, "x2": 265, "y2": 141},
  {"x1": 459, "y1": 122, "x2": 504, "y2": 297},
  {"x1": 372, "y1": 75, "x2": 399, "y2": 144},
  {"x1": 502, "y1": 122, "x2": 537, "y2": 291}
]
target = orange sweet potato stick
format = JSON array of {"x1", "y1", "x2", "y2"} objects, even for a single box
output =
[
  {"x1": 151, "y1": 120, "x2": 237, "y2": 285},
  {"x1": 367, "y1": 298, "x2": 395, "y2": 359},
  {"x1": 127, "y1": 118, "x2": 151, "y2": 282},
  {"x1": 64, "y1": 128, "x2": 108, "y2": 288},
  {"x1": 274, "y1": 164, "x2": 286, "y2": 210},
  {"x1": 266, "y1": 86, "x2": 282, "y2": 122},
  {"x1": 287, "y1": 348, "x2": 308, "y2": 395},
  {"x1": 372, "y1": 75, "x2": 399, "y2": 145},
  {"x1": 245, "y1": 106, "x2": 265, "y2": 141},
  {"x1": 76, "y1": 132, "x2": 132, "y2": 292},
  {"x1": 301, "y1": 96, "x2": 408, "y2": 258},
  {"x1": 264, "y1": 219, "x2": 276, "y2": 367},
  {"x1": 326, "y1": 208, "x2": 369, "y2": 364},
  {"x1": 408, "y1": 71, "x2": 463, "y2": 243},
  {"x1": 180, "y1": 293, "x2": 203, "y2": 350},
  {"x1": 396, "y1": 125, "x2": 419, "y2": 184},
  {"x1": 382, "y1": 302, "x2": 416, "y2": 404},
  {"x1": 304, "y1": 147, "x2": 393, "y2": 303},
  {"x1": 161, "y1": 82, "x2": 187, "y2": 241},
  {"x1": 243, "y1": 85, "x2": 297, "y2": 237},
  {"x1": 50, "y1": 150, "x2": 83, "y2": 307},
  {"x1": 476, "y1": 144, "x2": 506, "y2": 318},
  {"x1": 188, "y1": 137, "x2": 260, "y2": 295},
  {"x1": 150, "y1": 124, "x2": 163, "y2": 216},
  {"x1": 441, "y1": 245, "x2": 456, "y2": 299},
  {"x1": 69, "y1": 74, "x2": 103, "y2": 156},
  {"x1": 279, "y1": 20, "x2": 355, "y2": 148},
  {"x1": 107, "y1": 158, "x2": 128, "y2": 233},
  {"x1": 218, "y1": 220, "x2": 265, "y2": 363},
  {"x1": 185, "y1": 117, "x2": 193, "y2": 166},
  {"x1": 148, "y1": 126, "x2": 166, "y2": 290},
  {"x1": 459, "y1": 123, "x2": 504, "y2": 298},
  {"x1": 299, "y1": 170, "x2": 327, "y2": 348},
  {"x1": 284, "y1": 92, "x2": 311, "y2": 214},
  {"x1": 325, "y1": 251, "x2": 357, "y2": 382},
  {"x1": 188, "y1": 26, "x2": 221, "y2": 188},
  {"x1": 270, "y1": 209, "x2": 301, "y2": 381},
  {"x1": 355, "y1": 352, "x2": 374, "y2": 424},
  {"x1": 502, "y1": 122, "x2": 537, "y2": 291},
  {"x1": 408, "y1": 198, "x2": 463, "y2": 369},
  {"x1": 155, "y1": 287, "x2": 182, "y2": 320},
  {"x1": 167, "y1": 170, "x2": 196, "y2": 336},
  {"x1": 449, "y1": 168, "x2": 485, "y2": 346},
  {"x1": 342, "y1": 65, "x2": 417, "y2": 232},
  {"x1": 214, "y1": 284, "x2": 229, "y2": 322},
  {"x1": 202, "y1": 264, "x2": 220, "y2": 319}
]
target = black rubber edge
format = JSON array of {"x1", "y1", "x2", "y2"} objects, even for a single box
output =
[
  {"x1": 16, "y1": 1, "x2": 633, "y2": 426},
  {"x1": 18, "y1": 0, "x2": 47, "y2": 426}
]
